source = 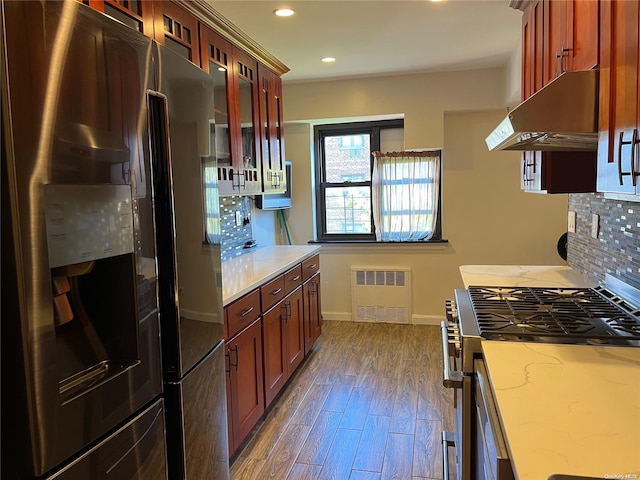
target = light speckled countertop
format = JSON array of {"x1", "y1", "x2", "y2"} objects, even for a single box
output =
[
  {"x1": 222, "y1": 245, "x2": 321, "y2": 305},
  {"x1": 459, "y1": 265, "x2": 596, "y2": 289},
  {"x1": 459, "y1": 265, "x2": 639, "y2": 480},
  {"x1": 482, "y1": 341, "x2": 640, "y2": 480}
]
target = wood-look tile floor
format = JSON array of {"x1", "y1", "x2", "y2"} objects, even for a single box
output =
[{"x1": 230, "y1": 320, "x2": 454, "y2": 480}]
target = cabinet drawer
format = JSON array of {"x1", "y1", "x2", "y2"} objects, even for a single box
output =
[
  {"x1": 302, "y1": 255, "x2": 320, "y2": 282},
  {"x1": 261, "y1": 274, "x2": 285, "y2": 312},
  {"x1": 284, "y1": 265, "x2": 302, "y2": 295},
  {"x1": 226, "y1": 289, "x2": 260, "y2": 339}
]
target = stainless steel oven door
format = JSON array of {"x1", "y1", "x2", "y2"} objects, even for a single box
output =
[
  {"x1": 474, "y1": 359, "x2": 514, "y2": 480},
  {"x1": 441, "y1": 319, "x2": 472, "y2": 480}
]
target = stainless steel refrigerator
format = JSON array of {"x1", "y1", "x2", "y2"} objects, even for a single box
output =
[{"x1": 1, "y1": 1, "x2": 229, "y2": 478}]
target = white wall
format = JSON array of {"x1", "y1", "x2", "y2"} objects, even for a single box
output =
[{"x1": 252, "y1": 66, "x2": 568, "y2": 322}]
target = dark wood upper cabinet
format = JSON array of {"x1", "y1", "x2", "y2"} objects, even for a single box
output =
[
  {"x1": 228, "y1": 48, "x2": 263, "y2": 195},
  {"x1": 78, "y1": 0, "x2": 289, "y2": 196},
  {"x1": 258, "y1": 65, "x2": 287, "y2": 194},
  {"x1": 519, "y1": 0, "x2": 597, "y2": 195}
]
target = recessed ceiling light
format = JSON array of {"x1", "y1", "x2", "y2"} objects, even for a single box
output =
[
  {"x1": 321, "y1": 57, "x2": 336, "y2": 63},
  {"x1": 274, "y1": 8, "x2": 295, "y2": 17}
]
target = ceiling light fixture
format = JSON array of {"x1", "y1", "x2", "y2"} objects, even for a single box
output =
[
  {"x1": 321, "y1": 57, "x2": 336, "y2": 63},
  {"x1": 274, "y1": 8, "x2": 295, "y2": 17}
]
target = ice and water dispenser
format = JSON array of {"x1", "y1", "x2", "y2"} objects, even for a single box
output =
[{"x1": 44, "y1": 184, "x2": 140, "y2": 400}]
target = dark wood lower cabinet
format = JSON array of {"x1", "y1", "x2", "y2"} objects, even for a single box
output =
[
  {"x1": 226, "y1": 318, "x2": 264, "y2": 456},
  {"x1": 263, "y1": 287, "x2": 304, "y2": 407},
  {"x1": 225, "y1": 255, "x2": 322, "y2": 458}
]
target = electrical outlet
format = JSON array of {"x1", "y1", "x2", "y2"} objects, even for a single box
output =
[
  {"x1": 591, "y1": 213, "x2": 599, "y2": 239},
  {"x1": 568, "y1": 211, "x2": 576, "y2": 233}
]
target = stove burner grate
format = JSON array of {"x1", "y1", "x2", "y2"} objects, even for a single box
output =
[{"x1": 468, "y1": 286, "x2": 640, "y2": 343}]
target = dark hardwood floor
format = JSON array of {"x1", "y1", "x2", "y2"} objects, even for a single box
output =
[{"x1": 230, "y1": 320, "x2": 454, "y2": 480}]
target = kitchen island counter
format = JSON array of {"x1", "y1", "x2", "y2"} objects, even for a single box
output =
[
  {"x1": 222, "y1": 245, "x2": 321, "y2": 305},
  {"x1": 482, "y1": 341, "x2": 640, "y2": 480}
]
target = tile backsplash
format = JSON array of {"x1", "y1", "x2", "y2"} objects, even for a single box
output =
[
  {"x1": 568, "y1": 193, "x2": 640, "y2": 289},
  {"x1": 220, "y1": 195, "x2": 253, "y2": 260}
]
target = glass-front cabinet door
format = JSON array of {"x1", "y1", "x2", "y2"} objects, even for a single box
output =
[
  {"x1": 199, "y1": 25, "x2": 235, "y2": 194},
  {"x1": 199, "y1": 27, "x2": 261, "y2": 195},
  {"x1": 231, "y1": 48, "x2": 262, "y2": 195},
  {"x1": 258, "y1": 65, "x2": 286, "y2": 194}
]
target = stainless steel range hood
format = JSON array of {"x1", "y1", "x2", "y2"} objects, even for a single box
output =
[{"x1": 485, "y1": 70, "x2": 599, "y2": 152}]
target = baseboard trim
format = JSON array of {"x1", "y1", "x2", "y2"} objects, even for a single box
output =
[{"x1": 321, "y1": 312, "x2": 442, "y2": 325}]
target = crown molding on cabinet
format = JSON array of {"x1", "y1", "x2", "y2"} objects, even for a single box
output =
[{"x1": 186, "y1": 1, "x2": 290, "y2": 76}]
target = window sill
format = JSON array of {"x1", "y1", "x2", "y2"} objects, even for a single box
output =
[{"x1": 308, "y1": 239, "x2": 449, "y2": 253}]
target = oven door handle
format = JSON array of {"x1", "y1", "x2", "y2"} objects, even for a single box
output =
[
  {"x1": 442, "y1": 431, "x2": 455, "y2": 480},
  {"x1": 441, "y1": 321, "x2": 464, "y2": 389}
]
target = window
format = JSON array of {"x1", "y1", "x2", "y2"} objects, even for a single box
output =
[{"x1": 314, "y1": 120, "x2": 442, "y2": 242}]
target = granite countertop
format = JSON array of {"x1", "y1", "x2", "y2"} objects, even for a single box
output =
[
  {"x1": 459, "y1": 265, "x2": 596, "y2": 289},
  {"x1": 222, "y1": 245, "x2": 321, "y2": 305},
  {"x1": 482, "y1": 341, "x2": 640, "y2": 480}
]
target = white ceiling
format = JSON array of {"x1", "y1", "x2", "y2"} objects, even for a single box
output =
[{"x1": 208, "y1": 0, "x2": 523, "y2": 83}]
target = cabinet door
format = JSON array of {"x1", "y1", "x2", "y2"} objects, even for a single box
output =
[
  {"x1": 544, "y1": 0, "x2": 565, "y2": 83},
  {"x1": 199, "y1": 25, "x2": 235, "y2": 191},
  {"x1": 226, "y1": 48, "x2": 263, "y2": 195},
  {"x1": 544, "y1": 0, "x2": 598, "y2": 83},
  {"x1": 227, "y1": 319, "x2": 264, "y2": 455},
  {"x1": 258, "y1": 65, "x2": 287, "y2": 194},
  {"x1": 284, "y1": 287, "x2": 304, "y2": 375},
  {"x1": 597, "y1": 0, "x2": 640, "y2": 194},
  {"x1": 153, "y1": 1, "x2": 200, "y2": 65},
  {"x1": 263, "y1": 301, "x2": 287, "y2": 407},
  {"x1": 523, "y1": 0, "x2": 545, "y2": 99},
  {"x1": 303, "y1": 273, "x2": 322, "y2": 355},
  {"x1": 565, "y1": 0, "x2": 599, "y2": 72}
]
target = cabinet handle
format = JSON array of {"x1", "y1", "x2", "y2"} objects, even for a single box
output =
[
  {"x1": 309, "y1": 280, "x2": 317, "y2": 296},
  {"x1": 280, "y1": 303, "x2": 288, "y2": 322},
  {"x1": 306, "y1": 263, "x2": 317, "y2": 270},
  {"x1": 287, "y1": 302, "x2": 292, "y2": 320},
  {"x1": 290, "y1": 275, "x2": 301, "y2": 282},
  {"x1": 231, "y1": 170, "x2": 246, "y2": 191},
  {"x1": 271, "y1": 287, "x2": 282, "y2": 296},
  {"x1": 618, "y1": 129, "x2": 639, "y2": 186},
  {"x1": 555, "y1": 41, "x2": 571, "y2": 77},
  {"x1": 522, "y1": 157, "x2": 535, "y2": 184},
  {"x1": 633, "y1": 129, "x2": 639, "y2": 187},
  {"x1": 240, "y1": 306, "x2": 254, "y2": 318},
  {"x1": 229, "y1": 344, "x2": 239, "y2": 371}
]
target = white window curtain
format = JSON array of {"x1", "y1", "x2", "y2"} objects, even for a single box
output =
[{"x1": 371, "y1": 150, "x2": 441, "y2": 241}]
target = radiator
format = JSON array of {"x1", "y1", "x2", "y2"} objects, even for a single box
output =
[{"x1": 350, "y1": 267, "x2": 412, "y2": 323}]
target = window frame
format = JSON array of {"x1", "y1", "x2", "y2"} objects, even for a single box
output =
[{"x1": 313, "y1": 119, "x2": 443, "y2": 243}]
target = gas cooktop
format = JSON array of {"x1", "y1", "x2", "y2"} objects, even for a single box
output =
[{"x1": 467, "y1": 285, "x2": 640, "y2": 345}]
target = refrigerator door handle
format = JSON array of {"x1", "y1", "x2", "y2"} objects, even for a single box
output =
[{"x1": 147, "y1": 91, "x2": 181, "y2": 375}]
